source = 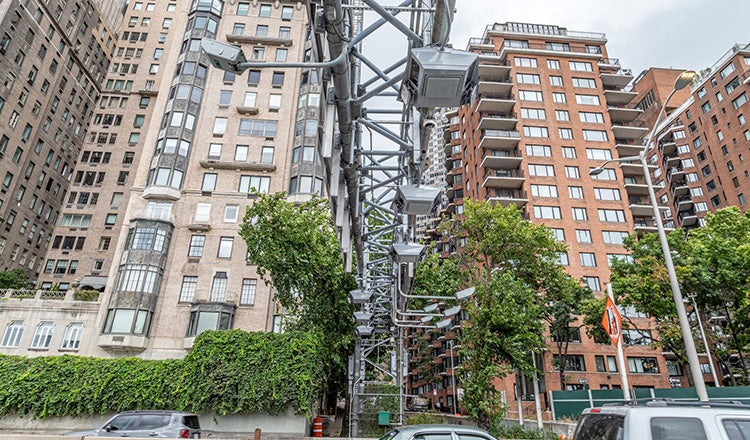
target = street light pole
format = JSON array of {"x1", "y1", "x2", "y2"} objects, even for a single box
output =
[{"x1": 592, "y1": 71, "x2": 708, "y2": 401}]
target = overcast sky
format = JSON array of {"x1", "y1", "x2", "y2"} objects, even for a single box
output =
[{"x1": 450, "y1": 0, "x2": 750, "y2": 77}]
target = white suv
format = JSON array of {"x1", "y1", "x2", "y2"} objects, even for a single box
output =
[{"x1": 573, "y1": 401, "x2": 750, "y2": 440}]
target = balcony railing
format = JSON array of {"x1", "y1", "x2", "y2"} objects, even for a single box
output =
[
  {"x1": 599, "y1": 58, "x2": 621, "y2": 66},
  {"x1": 484, "y1": 129, "x2": 520, "y2": 138}
]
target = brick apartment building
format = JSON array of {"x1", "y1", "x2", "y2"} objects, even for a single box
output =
[
  {"x1": 409, "y1": 22, "x2": 720, "y2": 416},
  {"x1": 630, "y1": 45, "x2": 750, "y2": 232}
]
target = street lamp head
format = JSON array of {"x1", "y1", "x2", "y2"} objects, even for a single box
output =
[
  {"x1": 674, "y1": 71, "x2": 697, "y2": 91},
  {"x1": 589, "y1": 167, "x2": 605, "y2": 176}
]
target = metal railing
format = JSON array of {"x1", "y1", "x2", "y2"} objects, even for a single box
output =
[{"x1": 483, "y1": 129, "x2": 520, "y2": 138}]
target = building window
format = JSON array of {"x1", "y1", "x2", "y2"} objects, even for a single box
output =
[
  {"x1": 553, "y1": 354, "x2": 586, "y2": 371},
  {"x1": 259, "y1": 4, "x2": 272, "y2": 17},
  {"x1": 598, "y1": 209, "x2": 626, "y2": 223},
  {"x1": 239, "y1": 175, "x2": 271, "y2": 193},
  {"x1": 1, "y1": 321, "x2": 24, "y2": 347},
  {"x1": 583, "y1": 276, "x2": 601, "y2": 292},
  {"x1": 201, "y1": 173, "x2": 217, "y2": 192},
  {"x1": 523, "y1": 126, "x2": 549, "y2": 137},
  {"x1": 533, "y1": 205, "x2": 562, "y2": 220},
  {"x1": 526, "y1": 144, "x2": 551, "y2": 156},
  {"x1": 580, "y1": 252, "x2": 596, "y2": 267},
  {"x1": 552, "y1": 92, "x2": 567, "y2": 103},
  {"x1": 550, "y1": 76, "x2": 563, "y2": 86},
  {"x1": 188, "y1": 235, "x2": 205, "y2": 257},
  {"x1": 547, "y1": 59, "x2": 560, "y2": 69},
  {"x1": 240, "y1": 279, "x2": 257, "y2": 306},
  {"x1": 572, "y1": 207, "x2": 588, "y2": 221},
  {"x1": 530, "y1": 184, "x2": 558, "y2": 198},
  {"x1": 528, "y1": 164, "x2": 555, "y2": 177},
  {"x1": 627, "y1": 356, "x2": 659, "y2": 373},
  {"x1": 565, "y1": 166, "x2": 580, "y2": 179},
  {"x1": 555, "y1": 110, "x2": 569, "y2": 121},
  {"x1": 576, "y1": 229, "x2": 592, "y2": 243},
  {"x1": 180, "y1": 276, "x2": 198, "y2": 302},
  {"x1": 31, "y1": 321, "x2": 54, "y2": 349},
  {"x1": 224, "y1": 205, "x2": 239, "y2": 222},
  {"x1": 61, "y1": 323, "x2": 83, "y2": 350},
  {"x1": 568, "y1": 186, "x2": 584, "y2": 199},
  {"x1": 569, "y1": 61, "x2": 593, "y2": 72},
  {"x1": 210, "y1": 272, "x2": 228, "y2": 302},
  {"x1": 514, "y1": 57, "x2": 537, "y2": 67},
  {"x1": 218, "y1": 237, "x2": 234, "y2": 258}
]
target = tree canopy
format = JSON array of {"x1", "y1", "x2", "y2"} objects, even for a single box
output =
[{"x1": 238, "y1": 193, "x2": 357, "y2": 407}]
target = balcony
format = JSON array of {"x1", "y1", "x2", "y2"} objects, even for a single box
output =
[
  {"x1": 482, "y1": 169, "x2": 525, "y2": 189},
  {"x1": 671, "y1": 182, "x2": 689, "y2": 197},
  {"x1": 199, "y1": 158, "x2": 276, "y2": 172},
  {"x1": 476, "y1": 93, "x2": 515, "y2": 113},
  {"x1": 488, "y1": 189, "x2": 528, "y2": 207},
  {"x1": 478, "y1": 63, "x2": 511, "y2": 82},
  {"x1": 624, "y1": 180, "x2": 649, "y2": 196},
  {"x1": 468, "y1": 37, "x2": 494, "y2": 50},
  {"x1": 675, "y1": 196, "x2": 693, "y2": 212},
  {"x1": 143, "y1": 185, "x2": 181, "y2": 201},
  {"x1": 612, "y1": 123, "x2": 649, "y2": 140},
  {"x1": 666, "y1": 167, "x2": 685, "y2": 182},
  {"x1": 477, "y1": 112, "x2": 518, "y2": 131},
  {"x1": 600, "y1": 68, "x2": 634, "y2": 88},
  {"x1": 663, "y1": 155, "x2": 680, "y2": 168},
  {"x1": 604, "y1": 89, "x2": 638, "y2": 106},
  {"x1": 629, "y1": 196, "x2": 667, "y2": 217},
  {"x1": 226, "y1": 33, "x2": 293, "y2": 47},
  {"x1": 477, "y1": 79, "x2": 513, "y2": 97},
  {"x1": 634, "y1": 218, "x2": 675, "y2": 234},
  {"x1": 615, "y1": 142, "x2": 643, "y2": 157},
  {"x1": 678, "y1": 210, "x2": 698, "y2": 227},
  {"x1": 479, "y1": 129, "x2": 520, "y2": 150},
  {"x1": 598, "y1": 57, "x2": 621, "y2": 69},
  {"x1": 480, "y1": 149, "x2": 522, "y2": 169},
  {"x1": 620, "y1": 162, "x2": 658, "y2": 176},
  {"x1": 607, "y1": 106, "x2": 642, "y2": 123},
  {"x1": 660, "y1": 141, "x2": 677, "y2": 156}
]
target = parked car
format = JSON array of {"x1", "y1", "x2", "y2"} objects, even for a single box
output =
[
  {"x1": 65, "y1": 410, "x2": 201, "y2": 438},
  {"x1": 379, "y1": 424, "x2": 496, "y2": 440},
  {"x1": 573, "y1": 400, "x2": 750, "y2": 440}
]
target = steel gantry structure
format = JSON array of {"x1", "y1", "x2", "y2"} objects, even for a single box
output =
[{"x1": 203, "y1": 0, "x2": 476, "y2": 434}]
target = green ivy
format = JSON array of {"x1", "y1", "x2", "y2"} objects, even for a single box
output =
[{"x1": 0, "y1": 330, "x2": 325, "y2": 419}]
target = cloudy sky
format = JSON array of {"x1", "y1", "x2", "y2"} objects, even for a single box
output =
[{"x1": 450, "y1": 0, "x2": 750, "y2": 77}]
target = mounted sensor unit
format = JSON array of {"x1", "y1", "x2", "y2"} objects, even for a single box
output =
[
  {"x1": 392, "y1": 184, "x2": 441, "y2": 216},
  {"x1": 391, "y1": 242, "x2": 425, "y2": 264},
  {"x1": 399, "y1": 46, "x2": 479, "y2": 108},
  {"x1": 201, "y1": 38, "x2": 247, "y2": 73},
  {"x1": 349, "y1": 289, "x2": 373, "y2": 304}
]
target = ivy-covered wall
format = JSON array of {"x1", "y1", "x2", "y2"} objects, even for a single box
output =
[{"x1": 0, "y1": 330, "x2": 325, "y2": 419}]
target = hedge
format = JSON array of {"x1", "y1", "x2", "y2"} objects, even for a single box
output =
[{"x1": 0, "y1": 329, "x2": 325, "y2": 419}]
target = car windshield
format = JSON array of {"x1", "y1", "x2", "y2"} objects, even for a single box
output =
[
  {"x1": 378, "y1": 429, "x2": 401, "y2": 440},
  {"x1": 574, "y1": 413, "x2": 625, "y2": 440}
]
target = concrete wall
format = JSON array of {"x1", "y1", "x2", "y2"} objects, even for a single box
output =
[{"x1": 0, "y1": 409, "x2": 308, "y2": 437}]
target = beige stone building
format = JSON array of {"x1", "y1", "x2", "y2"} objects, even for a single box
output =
[{"x1": 2, "y1": 0, "x2": 318, "y2": 359}]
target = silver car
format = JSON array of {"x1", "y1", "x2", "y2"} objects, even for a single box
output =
[
  {"x1": 66, "y1": 410, "x2": 201, "y2": 438},
  {"x1": 379, "y1": 424, "x2": 497, "y2": 440}
]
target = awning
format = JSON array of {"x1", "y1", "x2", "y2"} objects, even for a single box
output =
[{"x1": 78, "y1": 275, "x2": 108, "y2": 290}]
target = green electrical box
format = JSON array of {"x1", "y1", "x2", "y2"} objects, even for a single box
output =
[{"x1": 377, "y1": 411, "x2": 390, "y2": 426}]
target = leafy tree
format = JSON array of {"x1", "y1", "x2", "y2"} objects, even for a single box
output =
[
  {"x1": 438, "y1": 200, "x2": 567, "y2": 430},
  {"x1": 609, "y1": 232, "x2": 694, "y2": 376},
  {"x1": 0, "y1": 269, "x2": 31, "y2": 290},
  {"x1": 238, "y1": 193, "x2": 357, "y2": 412},
  {"x1": 683, "y1": 207, "x2": 750, "y2": 384},
  {"x1": 543, "y1": 272, "x2": 597, "y2": 389},
  {"x1": 460, "y1": 270, "x2": 545, "y2": 430},
  {"x1": 611, "y1": 207, "x2": 750, "y2": 386}
]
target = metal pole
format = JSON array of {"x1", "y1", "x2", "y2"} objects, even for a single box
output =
[
  {"x1": 516, "y1": 372, "x2": 524, "y2": 426},
  {"x1": 640, "y1": 89, "x2": 709, "y2": 401},
  {"x1": 449, "y1": 339, "x2": 457, "y2": 414},
  {"x1": 531, "y1": 354, "x2": 543, "y2": 430},
  {"x1": 691, "y1": 295, "x2": 720, "y2": 386},
  {"x1": 607, "y1": 283, "x2": 631, "y2": 401}
]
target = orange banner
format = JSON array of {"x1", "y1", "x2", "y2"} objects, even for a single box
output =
[{"x1": 601, "y1": 296, "x2": 622, "y2": 345}]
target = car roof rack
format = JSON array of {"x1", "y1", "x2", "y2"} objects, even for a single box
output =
[{"x1": 644, "y1": 399, "x2": 750, "y2": 409}]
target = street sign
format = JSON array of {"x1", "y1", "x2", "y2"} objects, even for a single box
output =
[{"x1": 601, "y1": 296, "x2": 622, "y2": 345}]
